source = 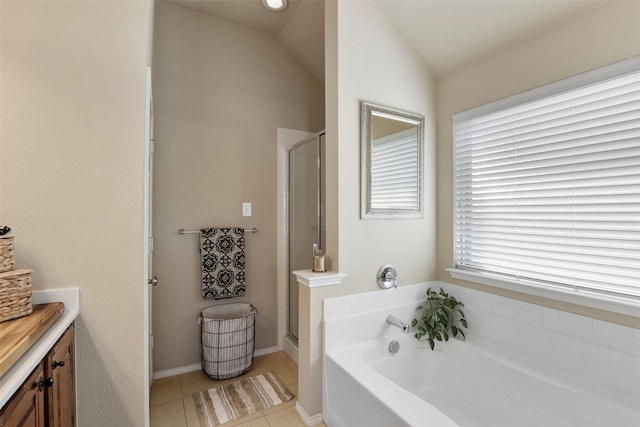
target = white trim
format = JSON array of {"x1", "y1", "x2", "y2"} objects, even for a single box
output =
[
  {"x1": 153, "y1": 363, "x2": 201, "y2": 380},
  {"x1": 295, "y1": 401, "x2": 323, "y2": 426},
  {"x1": 447, "y1": 267, "x2": 640, "y2": 317},
  {"x1": 283, "y1": 335, "x2": 298, "y2": 364},
  {"x1": 254, "y1": 345, "x2": 281, "y2": 357},
  {"x1": 152, "y1": 346, "x2": 282, "y2": 380},
  {"x1": 293, "y1": 270, "x2": 347, "y2": 288},
  {"x1": 453, "y1": 55, "x2": 640, "y2": 122},
  {"x1": 277, "y1": 128, "x2": 315, "y2": 350},
  {"x1": 143, "y1": 64, "x2": 152, "y2": 427}
]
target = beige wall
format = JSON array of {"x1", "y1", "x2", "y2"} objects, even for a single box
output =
[
  {"x1": 334, "y1": 0, "x2": 436, "y2": 291},
  {"x1": 4, "y1": 0, "x2": 636, "y2": 424},
  {"x1": 1, "y1": 1, "x2": 152, "y2": 425},
  {"x1": 435, "y1": 1, "x2": 640, "y2": 327},
  {"x1": 297, "y1": 0, "x2": 437, "y2": 417},
  {"x1": 152, "y1": 1, "x2": 324, "y2": 373}
]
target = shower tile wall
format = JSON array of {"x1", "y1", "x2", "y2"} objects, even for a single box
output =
[
  {"x1": 448, "y1": 283, "x2": 640, "y2": 359},
  {"x1": 324, "y1": 281, "x2": 640, "y2": 358}
]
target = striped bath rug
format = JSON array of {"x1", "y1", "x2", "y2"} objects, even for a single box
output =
[{"x1": 193, "y1": 371, "x2": 294, "y2": 426}]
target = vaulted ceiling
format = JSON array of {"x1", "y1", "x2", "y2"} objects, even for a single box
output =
[
  {"x1": 164, "y1": 0, "x2": 325, "y2": 82},
  {"x1": 164, "y1": 0, "x2": 611, "y2": 81},
  {"x1": 377, "y1": 0, "x2": 608, "y2": 76}
]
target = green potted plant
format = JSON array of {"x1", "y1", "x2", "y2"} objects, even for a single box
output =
[{"x1": 411, "y1": 287, "x2": 468, "y2": 350}]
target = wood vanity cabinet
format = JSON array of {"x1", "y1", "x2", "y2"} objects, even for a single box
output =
[
  {"x1": 44, "y1": 323, "x2": 75, "y2": 427},
  {"x1": 0, "y1": 323, "x2": 75, "y2": 427},
  {"x1": 0, "y1": 361, "x2": 46, "y2": 427}
]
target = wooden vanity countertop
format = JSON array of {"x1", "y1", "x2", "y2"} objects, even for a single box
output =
[{"x1": 0, "y1": 302, "x2": 65, "y2": 377}]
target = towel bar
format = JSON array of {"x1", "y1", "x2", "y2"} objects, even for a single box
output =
[{"x1": 179, "y1": 228, "x2": 258, "y2": 234}]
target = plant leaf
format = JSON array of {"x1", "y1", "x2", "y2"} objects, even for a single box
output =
[{"x1": 414, "y1": 287, "x2": 469, "y2": 350}]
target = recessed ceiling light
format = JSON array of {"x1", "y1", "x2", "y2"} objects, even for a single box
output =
[{"x1": 261, "y1": 0, "x2": 287, "y2": 12}]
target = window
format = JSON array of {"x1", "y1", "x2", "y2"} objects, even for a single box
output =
[
  {"x1": 451, "y1": 58, "x2": 640, "y2": 312},
  {"x1": 371, "y1": 127, "x2": 419, "y2": 210}
]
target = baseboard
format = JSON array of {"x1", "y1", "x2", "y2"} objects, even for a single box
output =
[
  {"x1": 152, "y1": 346, "x2": 282, "y2": 380},
  {"x1": 295, "y1": 402, "x2": 323, "y2": 426},
  {"x1": 283, "y1": 335, "x2": 298, "y2": 364},
  {"x1": 254, "y1": 345, "x2": 281, "y2": 357},
  {"x1": 153, "y1": 363, "x2": 201, "y2": 380}
]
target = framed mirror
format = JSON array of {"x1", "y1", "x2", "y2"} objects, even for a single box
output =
[{"x1": 361, "y1": 101, "x2": 424, "y2": 219}]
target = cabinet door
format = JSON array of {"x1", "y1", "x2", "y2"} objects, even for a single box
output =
[
  {"x1": 45, "y1": 324, "x2": 74, "y2": 427},
  {"x1": 0, "y1": 361, "x2": 46, "y2": 427}
]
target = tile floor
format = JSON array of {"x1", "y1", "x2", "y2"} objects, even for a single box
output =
[{"x1": 150, "y1": 351, "x2": 328, "y2": 427}]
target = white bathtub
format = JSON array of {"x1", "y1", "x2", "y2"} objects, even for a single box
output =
[
  {"x1": 322, "y1": 283, "x2": 640, "y2": 427},
  {"x1": 324, "y1": 333, "x2": 640, "y2": 427}
]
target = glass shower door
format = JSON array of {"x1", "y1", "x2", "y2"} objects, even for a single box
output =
[{"x1": 288, "y1": 133, "x2": 325, "y2": 343}]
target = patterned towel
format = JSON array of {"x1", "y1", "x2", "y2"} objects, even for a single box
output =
[{"x1": 200, "y1": 228, "x2": 246, "y2": 300}]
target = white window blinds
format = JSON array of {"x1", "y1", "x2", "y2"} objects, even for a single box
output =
[
  {"x1": 371, "y1": 128, "x2": 419, "y2": 209},
  {"x1": 453, "y1": 60, "x2": 640, "y2": 301}
]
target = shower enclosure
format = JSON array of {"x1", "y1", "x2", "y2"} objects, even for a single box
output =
[{"x1": 288, "y1": 132, "x2": 325, "y2": 343}]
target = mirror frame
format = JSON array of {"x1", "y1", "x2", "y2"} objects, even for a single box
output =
[{"x1": 361, "y1": 101, "x2": 425, "y2": 219}]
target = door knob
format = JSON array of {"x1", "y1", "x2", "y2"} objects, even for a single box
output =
[
  {"x1": 38, "y1": 378, "x2": 54, "y2": 391},
  {"x1": 148, "y1": 276, "x2": 158, "y2": 286}
]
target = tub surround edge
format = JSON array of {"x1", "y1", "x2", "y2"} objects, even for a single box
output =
[{"x1": 293, "y1": 270, "x2": 347, "y2": 288}]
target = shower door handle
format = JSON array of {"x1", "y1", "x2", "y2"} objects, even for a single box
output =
[{"x1": 148, "y1": 276, "x2": 158, "y2": 286}]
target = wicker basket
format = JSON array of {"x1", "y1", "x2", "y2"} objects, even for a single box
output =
[
  {"x1": 0, "y1": 236, "x2": 15, "y2": 273},
  {"x1": 0, "y1": 269, "x2": 33, "y2": 322},
  {"x1": 200, "y1": 303, "x2": 257, "y2": 380}
]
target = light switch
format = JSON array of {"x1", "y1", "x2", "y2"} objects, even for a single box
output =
[{"x1": 242, "y1": 202, "x2": 252, "y2": 217}]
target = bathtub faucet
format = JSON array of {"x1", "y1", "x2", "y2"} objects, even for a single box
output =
[{"x1": 386, "y1": 314, "x2": 410, "y2": 334}]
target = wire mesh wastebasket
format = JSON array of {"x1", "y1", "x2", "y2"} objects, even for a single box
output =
[{"x1": 200, "y1": 303, "x2": 257, "y2": 380}]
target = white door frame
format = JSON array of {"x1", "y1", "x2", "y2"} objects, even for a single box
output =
[
  {"x1": 276, "y1": 128, "x2": 314, "y2": 363},
  {"x1": 143, "y1": 65, "x2": 153, "y2": 425}
]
